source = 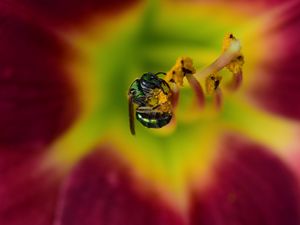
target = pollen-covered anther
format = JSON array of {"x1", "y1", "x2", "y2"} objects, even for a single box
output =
[
  {"x1": 194, "y1": 33, "x2": 242, "y2": 80},
  {"x1": 222, "y1": 33, "x2": 245, "y2": 91},
  {"x1": 165, "y1": 56, "x2": 196, "y2": 86},
  {"x1": 165, "y1": 57, "x2": 205, "y2": 109},
  {"x1": 226, "y1": 54, "x2": 244, "y2": 91},
  {"x1": 205, "y1": 74, "x2": 222, "y2": 95},
  {"x1": 165, "y1": 57, "x2": 204, "y2": 108},
  {"x1": 206, "y1": 73, "x2": 223, "y2": 110},
  {"x1": 222, "y1": 33, "x2": 238, "y2": 52}
]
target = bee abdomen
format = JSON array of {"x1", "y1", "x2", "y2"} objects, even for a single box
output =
[{"x1": 136, "y1": 112, "x2": 172, "y2": 128}]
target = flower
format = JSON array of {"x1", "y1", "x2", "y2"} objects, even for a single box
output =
[{"x1": 1, "y1": 0, "x2": 300, "y2": 225}]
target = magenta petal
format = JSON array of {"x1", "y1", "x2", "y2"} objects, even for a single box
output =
[
  {"x1": 0, "y1": 15, "x2": 78, "y2": 148},
  {"x1": 247, "y1": 1, "x2": 300, "y2": 120},
  {"x1": 0, "y1": 149, "x2": 61, "y2": 225},
  {"x1": 190, "y1": 136, "x2": 300, "y2": 225},
  {"x1": 4, "y1": 0, "x2": 139, "y2": 27},
  {"x1": 55, "y1": 146, "x2": 184, "y2": 225}
]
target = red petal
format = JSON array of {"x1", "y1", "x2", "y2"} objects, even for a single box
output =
[
  {"x1": 0, "y1": 149, "x2": 61, "y2": 225},
  {"x1": 55, "y1": 146, "x2": 184, "y2": 225},
  {"x1": 0, "y1": 15, "x2": 78, "y2": 148},
  {"x1": 190, "y1": 135, "x2": 300, "y2": 225},
  {"x1": 2, "y1": 0, "x2": 139, "y2": 27},
  {"x1": 246, "y1": 1, "x2": 300, "y2": 120}
]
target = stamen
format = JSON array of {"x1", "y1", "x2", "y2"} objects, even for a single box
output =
[
  {"x1": 205, "y1": 73, "x2": 223, "y2": 110},
  {"x1": 194, "y1": 33, "x2": 242, "y2": 80},
  {"x1": 170, "y1": 84, "x2": 180, "y2": 110},
  {"x1": 186, "y1": 74, "x2": 205, "y2": 108},
  {"x1": 162, "y1": 33, "x2": 243, "y2": 115},
  {"x1": 226, "y1": 55, "x2": 244, "y2": 91},
  {"x1": 205, "y1": 73, "x2": 222, "y2": 95},
  {"x1": 222, "y1": 33, "x2": 244, "y2": 91},
  {"x1": 165, "y1": 56, "x2": 196, "y2": 86},
  {"x1": 165, "y1": 57, "x2": 204, "y2": 109},
  {"x1": 213, "y1": 88, "x2": 223, "y2": 111}
]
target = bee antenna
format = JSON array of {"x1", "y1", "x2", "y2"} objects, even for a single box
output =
[{"x1": 155, "y1": 72, "x2": 166, "y2": 76}]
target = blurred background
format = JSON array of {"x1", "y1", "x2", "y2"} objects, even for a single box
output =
[{"x1": 2, "y1": 0, "x2": 300, "y2": 224}]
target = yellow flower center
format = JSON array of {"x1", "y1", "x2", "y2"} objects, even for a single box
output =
[{"x1": 45, "y1": 1, "x2": 300, "y2": 215}]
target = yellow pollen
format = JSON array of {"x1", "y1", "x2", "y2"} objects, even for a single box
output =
[
  {"x1": 147, "y1": 88, "x2": 170, "y2": 106},
  {"x1": 205, "y1": 73, "x2": 222, "y2": 95},
  {"x1": 165, "y1": 57, "x2": 196, "y2": 86},
  {"x1": 222, "y1": 33, "x2": 244, "y2": 75},
  {"x1": 222, "y1": 33, "x2": 237, "y2": 52},
  {"x1": 226, "y1": 55, "x2": 244, "y2": 74},
  {"x1": 159, "y1": 101, "x2": 173, "y2": 113},
  {"x1": 157, "y1": 90, "x2": 169, "y2": 104}
]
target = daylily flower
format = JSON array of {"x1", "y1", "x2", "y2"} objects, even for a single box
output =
[{"x1": 1, "y1": 0, "x2": 300, "y2": 225}]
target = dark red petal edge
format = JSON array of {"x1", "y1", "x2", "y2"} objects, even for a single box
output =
[
  {"x1": 190, "y1": 135, "x2": 300, "y2": 225},
  {"x1": 55, "y1": 145, "x2": 185, "y2": 225},
  {"x1": 0, "y1": 149, "x2": 62, "y2": 225},
  {"x1": 0, "y1": 13, "x2": 78, "y2": 149},
  {"x1": 0, "y1": 0, "x2": 139, "y2": 27},
  {"x1": 247, "y1": 0, "x2": 300, "y2": 121}
]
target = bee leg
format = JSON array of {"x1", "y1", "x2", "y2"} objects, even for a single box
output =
[
  {"x1": 154, "y1": 72, "x2": 167, "y2": 76},
  {"x1": 128, "y1": 95, "x2": 135, "y2": 135},
  {"x1": 186, "y1": 74, "x2": 205, "y2": 109}
]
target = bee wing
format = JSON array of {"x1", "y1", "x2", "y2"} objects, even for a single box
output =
[{"x1": 128, "y1": 95, "x2": 136, "y2": 135}]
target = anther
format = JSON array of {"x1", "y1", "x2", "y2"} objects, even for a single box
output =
[
  {"x1": 225, "y1": 53, "x2": 244, "y2": 91},
  {"x1": 206, "y1": 74, "x2": 222, "y2": 95},
  {"x1": 165, "y1": 57, "x2": 204, "y2": 109},
  {"x1": 194, "y1": 33, "x2": 242, "y2": 80},
  {"x1": 222, "y1": 34, "x2": 244, "y2": 91},
  {"x1": 165, "y1": 56, "x2": 196, "y2": 86},
  {"x1": 206, "y1": 73, "x2": 223, "y2": 110}
]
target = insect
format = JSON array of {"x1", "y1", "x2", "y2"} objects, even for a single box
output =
[
  {"x1": 128, "y1": 57, "x2": 203, "y2": 135},
  {"x1": 128, "y1": 72, "x2": 173, "y2": 135}
]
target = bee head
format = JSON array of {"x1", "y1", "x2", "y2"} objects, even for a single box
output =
[
  {"x1": 141, "y1": 72, "x2": 157, "y2": 81},
  {"x1": 140, "y1": 72, "x2": 162, "y2": 89}
]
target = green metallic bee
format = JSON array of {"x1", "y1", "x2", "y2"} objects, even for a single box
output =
[{"x1": 128, "y1": 72, "x2": 173, "y2": 135}]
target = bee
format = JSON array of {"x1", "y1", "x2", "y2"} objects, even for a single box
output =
[
  {"x1": 128, "y1": 57, "x2": 204, "y2": 135},
  {"x1": 128, "y1": 72, "x2": 173, "y2": 135}
]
